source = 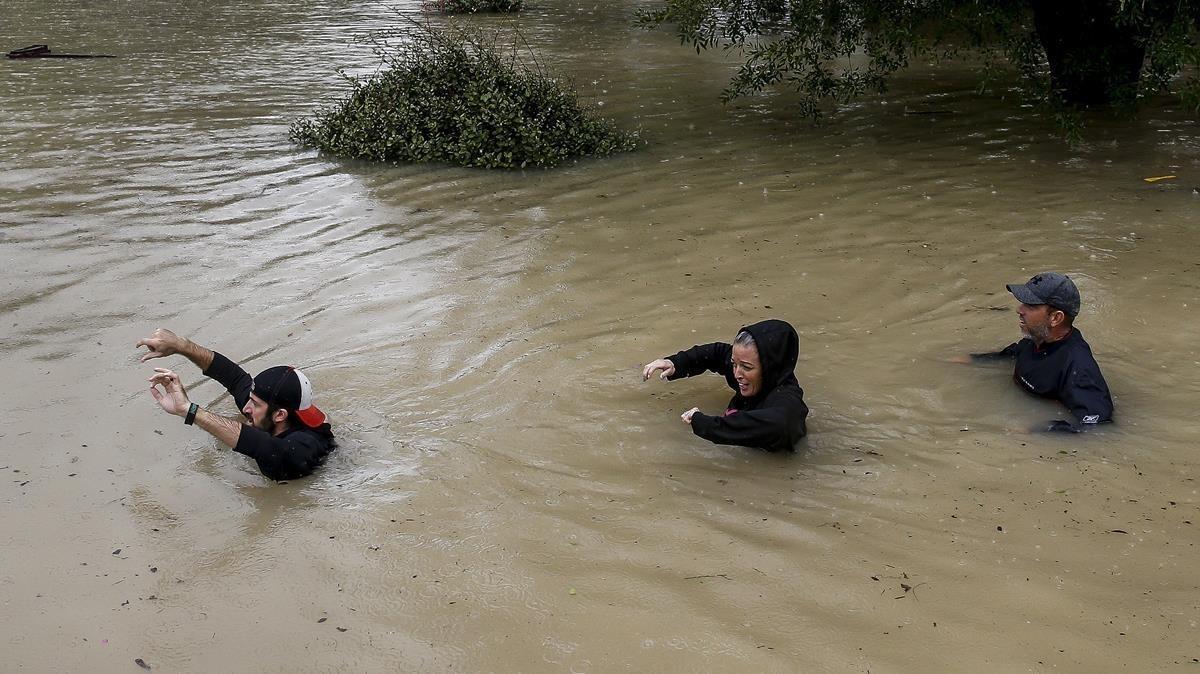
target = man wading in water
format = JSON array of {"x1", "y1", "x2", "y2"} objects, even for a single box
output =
[
  {"x1": 642, "y1": 319, "x2": 809, "y2": 451},
  {"x1": 964, "y1": 272, "x2": 1113, "y2": 432},
  {"x1": 138, "y1": 328, "x2": 335, "y2": 480}
]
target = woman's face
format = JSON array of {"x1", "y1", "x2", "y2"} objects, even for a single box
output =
[{"x1": 731, "y1": 343, "x2": 763, "y2": 397}]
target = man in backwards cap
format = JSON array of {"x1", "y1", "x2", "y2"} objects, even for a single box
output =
[
  {"x1": 970, "y1": 272, "x2": 1113, "y2": 432},
  {"x1": 138, "y1": 328, "x2": 335, "y2": 480}
]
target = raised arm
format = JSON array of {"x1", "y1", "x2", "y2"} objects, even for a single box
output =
[
  {"x1": 137, "y1": 328, "x2": 215, "y2": 371},
  {"x1": 137, "y1": 328, "x2": 253, "y2": 410},
  {"x1": 147, "y1": 368, "x2": 328, "y2": 480},
  {"x1": 202, "y1": 352, "x2": 254, "y2": 411},
  {"x1": 663, "y1": 342, "x2": 733, "y2": 380},
  {"x1": 148, "y1": 368, "x2": 244, "y2": 448},
  {"x1": 642, "y1": 358, "x2": 676, "y2": 381}
]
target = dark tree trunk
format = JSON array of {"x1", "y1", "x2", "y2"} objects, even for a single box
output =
[{"x1": 1030, "y1": 0, "x2": 1146, "y2": 106}]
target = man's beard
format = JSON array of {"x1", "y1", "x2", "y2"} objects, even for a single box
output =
[
  {"x1": 255, "y1": 410, "x2": 276, "y2": 433},
  {"x1": 1023, "y1": 323, "x2": 1051, "y2": 344}
]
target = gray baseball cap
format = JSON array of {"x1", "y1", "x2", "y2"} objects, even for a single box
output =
[{"x1": 1006, "y1": 272, "x2": 1081, "y2": 318}]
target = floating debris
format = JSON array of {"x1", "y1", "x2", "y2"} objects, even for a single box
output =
[{"x1": 8, "y1": 45, "x2": 115, "y2": 59}]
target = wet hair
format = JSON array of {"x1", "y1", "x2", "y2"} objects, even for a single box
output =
[
  {"x1": 264, "y1": 402, "x2": 295, "y2": 432},
  {"x1": 733, "y1": 330, "x2": 756, "y2": 348}
]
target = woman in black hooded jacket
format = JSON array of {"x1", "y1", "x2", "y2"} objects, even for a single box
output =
[{"x1": 642, "y1": 319, "x2": 808, "y2": 451}]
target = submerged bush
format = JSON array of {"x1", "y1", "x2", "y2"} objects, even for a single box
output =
[
  {"x1": 423, "y1": 0, "x2": 523, "y2": 14},
  {"x1": 290, "y1": 26, "x2": 638, "y2": 169}
]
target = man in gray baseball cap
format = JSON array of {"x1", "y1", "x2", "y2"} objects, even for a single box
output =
[
  {"x1": 967, "y1": 272, "x2": 1113, "y2": 432},
  {"x1": 1005, "y1": 272, "x2": 1081, "y2": 333}
]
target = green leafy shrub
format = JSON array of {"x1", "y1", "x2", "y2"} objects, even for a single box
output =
[
  {"x1": 640, "y1": 0, "x2": 1200, "y2": 117},
  {"x1": 290, "y1": 26, "x2": 638, "y2": 169},
  {"x1": 423, "y1": 0, "x2": 523, "y2": 14}
]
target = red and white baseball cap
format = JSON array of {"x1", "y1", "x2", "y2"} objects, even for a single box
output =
[{"x1": 251, "y1": 366, "x2": 327, "y2": 428}]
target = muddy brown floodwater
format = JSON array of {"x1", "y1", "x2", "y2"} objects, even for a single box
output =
[{"x1": 2, "y1": 0, "x2": 1198, "y2": 671}]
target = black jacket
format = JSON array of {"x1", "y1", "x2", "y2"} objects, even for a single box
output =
[
  {"x1": 973, "y1": 328, "x2": 1113, "y2": 432},
  {"x1": 665, "y1": 319, "x2": 808, "y2": 451},
  {"x1": 204, "y1": 352, "x2": 336, "y2": 480}
]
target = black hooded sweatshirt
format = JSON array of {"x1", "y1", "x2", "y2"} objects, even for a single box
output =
[
  {"x1": 204, "y1": 352, "x2": 336, "y2": 481},
  {"x1": 663, "y1": 319, "x2": 809, "y2": 451}
]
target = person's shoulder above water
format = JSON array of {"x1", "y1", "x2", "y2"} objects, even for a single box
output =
[
  {"x1": 693, "y1": 318, "x2": 808, "y2": 450},
  {"x1": 642, "y1": 318, "x2": 808, "y2": 452},
  {"x1": 235, "y1": 422, "x2": 336, "y2": 481},
  {"x1": 961, "y1": 272, "x2": 1114, "y2": 433},
  {"x1": 138, "y1": 327, "x2": 337, "y2": 481},
  {"x1": 1062, "y1": 326, "x2": 1097, "y2": 354},
  {"x1": 1050, "y1": 328, "x2": 1113, "y2": 428}
]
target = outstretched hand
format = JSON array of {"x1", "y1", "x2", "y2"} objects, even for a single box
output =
[
  {"x1": 148, "y1": 368, "x2": 191, "y2": 416},
  {"x1": 642, "y1": 358, "x2": 676, "y2": 381},
  {"x1": 136, "y1": 328, "x2": 187, "y2": 363},
  {"x1": 681, "y1": 407, "x2": 700, "y2": 425}
]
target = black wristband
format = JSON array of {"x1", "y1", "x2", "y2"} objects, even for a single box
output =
[{"x1": 184, "y1": 402, "x2": 199, "y2": 425}]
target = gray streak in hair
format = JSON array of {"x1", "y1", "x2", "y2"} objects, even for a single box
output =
[{"x1": 733, "y1": 330, "x2": 756, "y2": 348}]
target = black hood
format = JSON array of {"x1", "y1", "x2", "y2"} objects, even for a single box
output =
[{"x1": 739, "y1": 319, "x2": 799, "y2": 395}]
